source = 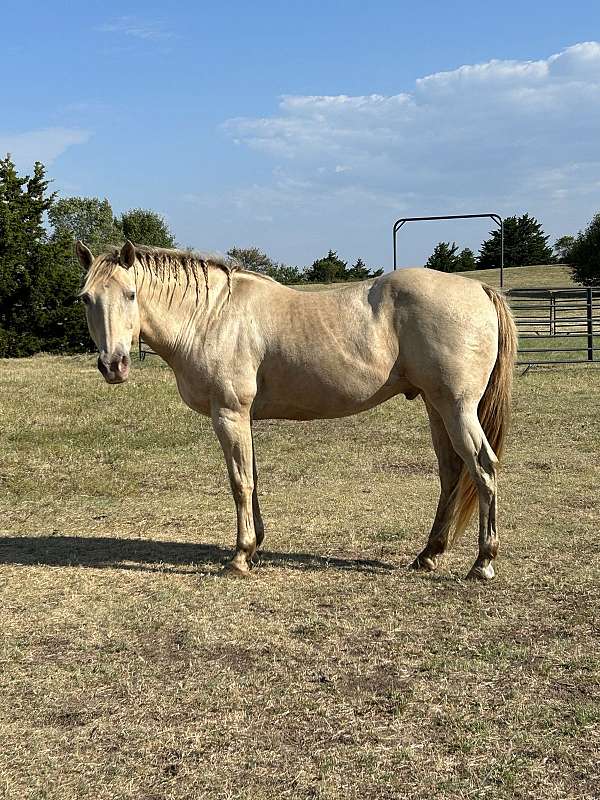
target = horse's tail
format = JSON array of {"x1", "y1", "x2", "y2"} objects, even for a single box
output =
[{"x1": 450, "y1": 285, "x2": 518, "y2": 542}]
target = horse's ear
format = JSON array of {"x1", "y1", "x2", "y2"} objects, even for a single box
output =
[
  {"x1": 75, "y1": 241, "x2": 94, "y2": 270},
  {"x1": 120, "y1": 240, "x2": 136, "y2": 269}
]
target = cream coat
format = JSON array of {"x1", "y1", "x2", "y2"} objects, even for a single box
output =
[{"x1": 77, "y1": 241, "x2": 517, "y2": 579}]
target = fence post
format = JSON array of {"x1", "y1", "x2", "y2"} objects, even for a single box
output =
[{"x1": 587, "y1": 288, "x2": 594, "y2": 361}]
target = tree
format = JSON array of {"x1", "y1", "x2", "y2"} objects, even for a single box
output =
[
  {"x1": 0, "y1": 156, "x2": 89, "y2": 356},
  {"x1": 228, "y1": 246, "x2": 306, "y2": 284},
  {"x1": 568, "y1": 213, "x2": 600, "y2": 288},
  {"x1": 304, "y1": 250, "x2": 348, "y2": 283},
  {"x1": 426, "y1": 241, "x2": 460, "y2": 272},
  {"x1": 477, "y1": 214, "x2": 554, "y2": 269},
  {"x1": 48, "y1": 196, "x2": 119, "y2": 254},
  {"x1": 554, "y1": 235, "x2": 576, "y2": 264},
  {"x1": 456, "y1": 247, "x2": 477, "y2": 271},
  {"x1": 116, "y1": 208, "x2": 176, "y2": 248},
  {"x1": 265, "y1": 263, "x2": 306, "y2": 284},
  {"x1": 304, "y1": 250, "x2": 383, "y2": 283},
  {"x1": 347, "y1": 258, "x2": 383, "y2": 280},
  {"x1": 227, "y1": 246, "x2": 277, "y2": 273}
]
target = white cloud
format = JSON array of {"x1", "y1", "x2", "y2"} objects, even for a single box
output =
[
  {"x1": 218, "y1": 43, "x2": 600, "y2": 265},
  {"x1": 0, "y1": 128, "x2": 91, "y2": 169},
  {"x1": 96, "y1": 16, "x2": 176, "y2": 43}
]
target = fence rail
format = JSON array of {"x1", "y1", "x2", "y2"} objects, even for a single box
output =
[{"x1": 507, "y1": 286, "x2": 600, "y2": 366}]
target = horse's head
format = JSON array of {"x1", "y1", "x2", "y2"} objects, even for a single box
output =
[{"x1": 77, "y1": 240, "x2": 140, "y2": 384}]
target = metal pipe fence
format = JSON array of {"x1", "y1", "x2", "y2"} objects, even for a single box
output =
[{"x1": 508, "y1": 287, "x2": 600, "y2": 366}]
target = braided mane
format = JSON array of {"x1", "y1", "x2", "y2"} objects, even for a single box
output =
[{"x1": 82, "y1": 244, "x2": 244, "y2": 301}]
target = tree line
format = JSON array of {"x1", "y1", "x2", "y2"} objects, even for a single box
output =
[
  {"x1": 425, "y1": 213, "x2": 599, "y2": 287},
  {"x1": 426, "y1": 214, "x2": 568, "y2": 273},
  {"x1": 1, "y1": 155, "x2": 599, "y2": 357}
]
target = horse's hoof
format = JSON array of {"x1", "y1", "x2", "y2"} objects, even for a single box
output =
[
  {"x1": 409, "y1": 554, "x2": 437, "y2": 572},
  {"x1": 466, "y1": 563, "x2": 495, "y2": 581},
  {"x1": 222, "y1": 562, "x2": 252, "y2": 578}
]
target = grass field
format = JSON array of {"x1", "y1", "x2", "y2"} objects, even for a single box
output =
[
  {"x1": 1, "y1": 354, "x2": 599, "y2": 800},
  {"x1": 458, "y1": 264, "x2": 575, "y2": 290}
]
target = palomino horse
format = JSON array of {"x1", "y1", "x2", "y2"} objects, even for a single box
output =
[{"x1": 77, "y1": 240, "x2": 517, "y2": 580}]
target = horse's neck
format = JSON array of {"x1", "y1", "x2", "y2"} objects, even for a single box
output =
[{"x1": 135, "y1": 271, "x2": 226, "y2": 365}]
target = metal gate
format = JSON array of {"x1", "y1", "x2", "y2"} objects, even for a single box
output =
[
  {"x1": 393, "y1": 213, "x2": 505, "y2": 286},
  {"x1": 509, "y1": 287, "x2": 600, "y2": 366}
]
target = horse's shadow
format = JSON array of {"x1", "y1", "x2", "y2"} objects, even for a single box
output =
[{"x1": 0, "y1": 534, "x2": 395, "y2": 575}]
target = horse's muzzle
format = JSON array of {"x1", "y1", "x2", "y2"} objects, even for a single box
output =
[{"x1": 98, "y1": 352, "x2": 130, "y2": 384}]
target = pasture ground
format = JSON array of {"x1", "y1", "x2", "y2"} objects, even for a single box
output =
[
  {"x1": 0, "y1": 354, "x2": 599, "y2": 800},
  {"x1": 457, "y1": 264, "x2": 574, "y2": 289}
]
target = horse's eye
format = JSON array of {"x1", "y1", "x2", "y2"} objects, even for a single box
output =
[
  {"x1": 80, "y1": 293, "x2": 91, "y2": 305},
  {"x1": 127, "y1": 291, "x2": 136, "y2": 301}
]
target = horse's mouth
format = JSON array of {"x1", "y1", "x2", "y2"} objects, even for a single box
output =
[
  {"x1": 98, "y1": 354, "x2": 130, "y2": 384},
  {"x1": 104, "y1": 373, "x2": 129, "y2": 385}
]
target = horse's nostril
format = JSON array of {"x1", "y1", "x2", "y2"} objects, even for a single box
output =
[
  {"x1": 98, "y1": 352, "x2": 129, "y2": 382},
  {"x1": 111, "y1": 356, "x2": 128, "y2": 373}
]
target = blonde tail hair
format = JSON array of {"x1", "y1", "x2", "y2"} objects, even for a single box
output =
[{"x1": 450, "y1": 285, "x2": 518, "y2": 542}]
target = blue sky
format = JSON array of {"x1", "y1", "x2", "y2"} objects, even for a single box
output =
[{"x1": 2, "y1": 1, "x2": 599, "y2": 268}]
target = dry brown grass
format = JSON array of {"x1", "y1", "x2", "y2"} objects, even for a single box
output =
[
  {"x1": 459, "y1": 264, "x2": 575, "y2": 289},
  {"x1": 0, "y1": 354, "x2": 599, "y2": 799}
]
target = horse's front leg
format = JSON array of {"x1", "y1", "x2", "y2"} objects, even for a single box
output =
[
  {"x1": 211, "y1": 404, "x2": 257, "y2": 575},
  {"x1": 252, "y1": 446, "x2": 265, "y2": 549}
]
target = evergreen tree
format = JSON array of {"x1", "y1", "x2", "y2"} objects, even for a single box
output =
[
  {"x1": 568, "y1": 213, "x2": 600, "y2": 288},
  {"x1": 456, "y1": 247, "x2": 477, "y2": 271},
  {"x1": 0, "y1": 156, "x2": 88, "y2": 356},
  {"x1": 304, "y1": 250, "x2": 383, "y2": 283},
  {"x1": 478, "y1": 214, "x2": 554, "y2": 269},
  {"x1": 347, "y1": 258, "x2": 383, "y2": 280},
  {"x1": 305, "y1": 250, "x2": 348, "y2": 283},
  {"x1": 116, "y1": 208, "x2": 176, "y2": 248},
  {"x1": 426, "y1": 241, "x2": 459, "y2": 272}
]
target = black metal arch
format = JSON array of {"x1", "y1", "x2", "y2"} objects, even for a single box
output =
[{"x1": 393, "y1": 213, "x2": 504, "y2": 287}]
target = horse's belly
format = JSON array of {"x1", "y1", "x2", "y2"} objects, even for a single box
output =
[{"x1": 252, "y1": 366, "x2": 414, "y2": 420}]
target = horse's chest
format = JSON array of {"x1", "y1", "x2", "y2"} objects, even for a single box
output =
[{"x1": 174, "y1": 371, "x2": 212, "y2": 416}]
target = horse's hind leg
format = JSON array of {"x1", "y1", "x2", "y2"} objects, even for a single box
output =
[
  {"x1": 411, "y1": 400, "x2": 463, "y2": 572},
  {"x1": 439, "y1": 403, "x2": 499, "y2": 581}
]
